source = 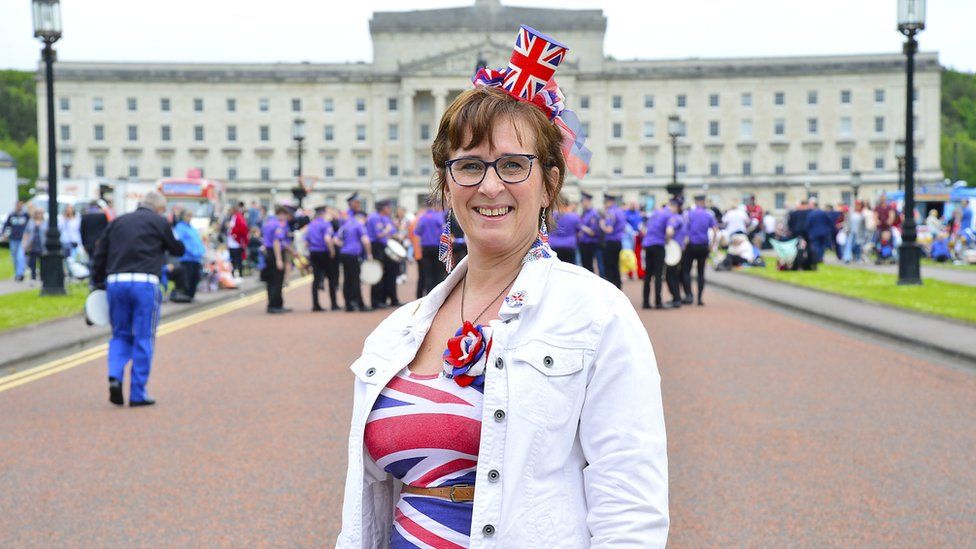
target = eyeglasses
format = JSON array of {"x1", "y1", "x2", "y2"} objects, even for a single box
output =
[{"x1": 444, "y1": 154, "x2": 537, "y2": 187}]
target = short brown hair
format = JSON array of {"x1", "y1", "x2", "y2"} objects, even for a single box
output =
[{"x1": 430, "y1": 87, "x2": 565, "y2": 230}]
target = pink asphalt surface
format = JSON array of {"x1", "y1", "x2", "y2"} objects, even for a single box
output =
[{"x1": 1, "y1": 271, "x2": 974, "y2": 546}]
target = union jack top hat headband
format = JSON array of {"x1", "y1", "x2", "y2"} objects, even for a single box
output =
[{"x1": 473, "y1": 25, "x2": 592, "y2": 179}]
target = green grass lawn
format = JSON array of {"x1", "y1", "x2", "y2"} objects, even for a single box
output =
[
  {"x1": 0, "y1": 247, "x2": 12, "y2": 280},
  {"x1": 922, "y1": 258, "x2": 976, "y2": 271},
  {"x1": 0, "y1": 282, "x2": 88, "y2": 332},
  {"x1": 743, "y1": 262, "x2": 976, "y2": 324}
]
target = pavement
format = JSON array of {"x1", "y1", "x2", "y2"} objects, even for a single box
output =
[{"x1": 1, "y1": 266, "x2": 974, "y2": 546}]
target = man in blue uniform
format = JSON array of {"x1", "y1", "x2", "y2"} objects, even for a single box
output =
[
  {"x1": 263, "y1": 205, "x2": 295, "y2": 314},
  {"x1": 366, "y1": 199, "x2": 399, "y2": 309},
  {"x1": 578, "y1": 192, "x2": 602, "y2": 273},
  {"x1": 336, "y1": 210, "x2": 373, "y2": 312},
  {"x1": 413, "y1": 202, "x2": 446, "y2": 296},
  {"x1": 306, "y1": 205, "x2": 337, "y2": 312},
  {"x1": 600, "y1": 194, "x2": 627, "y2": 288},
  {"x1": 91, "y1": 191, "x2": 185, "y2": 407},
  {"x1": 642, "y1": 204, "x2": 672, "y2": 309},
  {"x1": 681, "y1": 195, "x2": 717, "y2": 306}
]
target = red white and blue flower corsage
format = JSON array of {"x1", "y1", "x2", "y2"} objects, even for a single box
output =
[{"x1": 442, "y1": 321, "x2": 493, "y2": 387}]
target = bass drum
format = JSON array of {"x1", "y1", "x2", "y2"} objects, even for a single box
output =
[
  {"x1": 385, "y1": 239, "x2": 407, "y2": 261},
  {"x1": 84, "y1": 289, "x2": 110, "y2": 326},
  {"x1": 361, "y1": 259, "x2": 383, "y2": 285}
]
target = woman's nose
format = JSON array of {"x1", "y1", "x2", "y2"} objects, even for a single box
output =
[{"x1": 478, "y1": 169, "x2": 505, "y2": 198}]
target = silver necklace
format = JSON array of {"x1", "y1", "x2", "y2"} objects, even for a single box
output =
[{"x1": 460, "y1": 271, "x2": 520, "y2": 325}]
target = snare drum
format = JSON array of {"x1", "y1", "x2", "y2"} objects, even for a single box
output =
[
  {"x1": 84, "y1": 289, "x2": 110, "y2": 326},
  {"x1": 385, "y1": 239, "x2": 407, "y2": 261},
  {"x1": 361, "y1": 259, "x2": 383, "y2": 285},
  {"x1": 664, "y1": 240, "x2": 682, "y2": 267}
]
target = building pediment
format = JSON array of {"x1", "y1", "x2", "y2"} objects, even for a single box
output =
[{"x1": 399, "y1": 39, "x2": 579, "y2": 76}]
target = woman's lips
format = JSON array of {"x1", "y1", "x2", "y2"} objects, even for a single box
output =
[{"x1": 473, "y1": 206, "x2": 513, "y2": 219}]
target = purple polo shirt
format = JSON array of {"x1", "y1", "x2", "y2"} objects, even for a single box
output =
[
  {"x1": 366, "y1": 213, "x2": 394, "y2": 245},
  {"x1": 579, "y1": 208, "x2": 601, "y2": 244},
  {"x1": 414, "y1": 210, "x2": 446, "y2": 248},
  {"x1": 549, "y1": 211, "x2": 581, "y2": 249},
  {"x1": 604, "y1": 207, "x2": 627, "y2": 242},
  {"x1": 262, "y1": 217, "x2": 287, "y2": 248},
  {"x1": 671, "y1": 213, "x2": 687, "y2": 250},
  {"x1": 305, "y1": 217, "x2": 333, "y2": 252},
  {"x1": 642, "y1": 208, "x2": 672, "y2": 247},
  {"x1": 686, "y1": 206, "x2": 717, "y2": 246},
  {"x1": 339, "y1": 217, "x2": 367, "y2": 256}
]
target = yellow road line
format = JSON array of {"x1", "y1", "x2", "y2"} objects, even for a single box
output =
[{"x1": 0, "y1": 276, "x2": 311, "y2": 394}]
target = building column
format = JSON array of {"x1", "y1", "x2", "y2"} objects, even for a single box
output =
[
  {"x1": 400, "y1": 89, "x2": 415, "y2": 177},
  {"x1": 433, "y1": 88, "x2": 447, "y2": 122}
]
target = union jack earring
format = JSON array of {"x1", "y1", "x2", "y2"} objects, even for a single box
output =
[
  {"x1": 438, "y1": 209, "x2": 455, "y2": 272},
  {"x1": 538, "y1": 208, "x2": 549, "y2": 244}
]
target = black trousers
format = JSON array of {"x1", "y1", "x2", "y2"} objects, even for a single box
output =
[
  {"x1": 265, "y1": 251, "x2": 285, "y2": 309},
  {"x1": 228, "y1": 248, "x2": 244, "y2": 277},
  {"x1": 180, "y1": 260, "x2": 202, "y2": 299},
  {"x1": 553, "y1": 246, "x2": 577, "y2": 265},
  {"x1": 340, "y1": 253, "x2": 365, "y2": 309},
  {"x1": 309, "y1": 251, "x2": 338, "y2": 309},
  {"x1": 420, "y1": 245, "x2": 446, "y2": 296},
  {"x1": 681, "y1": 244, "x2": 710, "y2": 302},
  {"x1": 579, "y1": 242, "x2": 600, "y2": 273},
  {"x1": 643, "y1": 245, "x2": 666, "y2": 306},
  {"x1": 370, "y1": 242, "x2": 399, "y2": 307},
  {"x1": 603, "y1": 240, "x2": 622, "y2": 288},
  {"x1": 665, "y1": 263, "x2": 682, "y2": 302}
]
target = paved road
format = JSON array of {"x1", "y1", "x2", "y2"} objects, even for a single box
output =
[{"x1": 1, "y1": 271, "x2": 974, "y2": 546}]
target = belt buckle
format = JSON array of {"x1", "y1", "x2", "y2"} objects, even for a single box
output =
[{"x1": 449, "y1": 484, "x2": 470, "y2": 503}]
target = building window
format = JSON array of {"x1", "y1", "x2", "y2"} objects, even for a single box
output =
[
  {"x1": 643, "y1": 121, "x2": 655, "y2": 138},
  {"x1": 388, "y1": 124, "x2": 399, "y2": 141},
  {"x1": 612, "y1": 95, "x2": 622, "y2": 109},
  {"x1": 807, "y1": 118, "x2": 818, "y2": 135},
  {"x1": 324, "y1": 155, "x2": 335, "y2": 179},
  {"x1": 161, "y1": 125, "x2": 171, "y2": 141},
  {"x1": 709, "y1": 93, "x2": 719, "y2": 107},
  {"x1": 127, "y1": 97, "x2": 137, "y2": 111},
  {"x1": 194, "y1": 125, "x2": 204, "y2": 141},
  {"x1": 644, "y1": 152, "x2": 655, "y2": 175},
  {"x1": 92, "y1": 97, "x2": 104, "y2": 112},
  {"x1": 774, "y1": 151, "x2": 786, "y2": 175},
  {"x1": 292, "y1": 98, "x2": 301, "y2": 112},
  {"x1": 227, "y1": 125, "x2": 236, "y2": 141},
  {"x1": 420, "y1": 124, "x2": 431, "y2": 141},
  {"x1": 160, "y1": 98, "x2": 170, "y2": 112},
  {"x1": 356, "y1": 124, "x2": 367, "y2": 141},
  {"x1": 840, "y1": 90, "x2": 852, "y2": 104},
  {"x1": 227, "y1": 98, "x2": 236, "y2": 112},
  {"x1": 709, "y1": 160, "x2": 720, "y2": 176},
  {"x1": 389, "y1": 155, "x2": 399, "y2": 177},
  {"x1": 676, "y1": 94, "x2": 686, "y2": 108},
  {"x1": 840, "y1": 116, "x2": 852, "y2": 136},
  {"x1": 259, "y1": 98, "x2": 269, "y2": 112},
  {"x1": 194, "y1": 98, "x2": 203, "y2": 112},
  {"x1": 742, "y1": 160, "x2": 752, "y2": 176},
  {"x1": 228, "y1": 167, "x2": 238, "y2": 181},
  {"x1": 775, "y1": 192, "x2": 786, "y2": 209},
  {"x1": 356, "y1": 98, "x2": 366, "y2": 112},
  {"x1": 874, "y1": 149, "x2": 885, "y2": 170},
  {"x1": 356, "y1": 154, "x2": 367, "y2": 178},
  {"x1": 260, "y1": 167, "x2": 270, "y2": 181},
  {"x1": 677, "y1": 153, "x2": 687, "y2": 174},
  {"x1": 612, "y1": 122, "x2": 622, "y2": 139},
  {"x1": 740, "y1": 119, "x2": 753, "y2": 139},
  {"x1": 59, "y1": 97, "x2": 69, "y2": 111},
  {"x1": 741, "y1": 92, "x2": 752, "y2": 107},
  {"x1": 875, "y1": 89, "x2": 885, "y2": 103},
  {"x1": 807, "y1": 151, "x2": 818, "y2": 172},
  {"x1": 127, "y1": 125, "x2": 138, "y2": 141},
  {"x1": 643, "y1": 94, "x2": 654, "y2": 108},
  {"x1": 774, "y1": 118, "x2": 785, "y2": 136},
  {"x1": 874, "y1": 116, "x2": 885, "y2": 133},
  {"x1": 260, "y1": 125, "x2": 270, "y2": 141},
  {"x1": 161, "y1": 165, "x2": 172, "y2": 178},
  {"x1": 580, "y1": 95, "x2": 590, "y2": 109},
  {"x1": 774, "y1": 91, "x2": 785, "y2": 106},
  {"x1": 841, "y1": 154, "x2": 851, "y2": 171},
  {"x1": 807, "y1": 91, "x2": 818, "y2": 105},
  {"x1": 840, "y1": 191, "x2": 852, "y2": 205},
  {"x1": 581, "y1": 122, "x2": 590, "y2": 138},
  {"x1": 388, "y1": 97, "x2": 398, "y2": 111},
  {"x1": 127, "y1": 156, "x2": 139, "y2": 178},
  {"x1": 60, "y1": 124, "x2": 70, "y2": 141},
  {"x1": 323, "y1": 98, "x2": 333, "y2": 112},
  {"x1": 324, "y1": 125, "x2": 334, "y2": 141},
  {"x1": 94, "y1": 156, "x2": 105, "y2": 177},
  {"x1": 610, "y1": 152, "x2": 623, "y2": 176},
  {"x1": 94, "y1": 125, "x2": 104, "y2": 141},
  {"x1": 708, "y1": 120, "x2": 719, "y2": 137}
]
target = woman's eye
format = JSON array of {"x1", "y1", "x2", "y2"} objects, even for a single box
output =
[{"x1": 457, "y1": 162, "x2": 484, "y2": 172}]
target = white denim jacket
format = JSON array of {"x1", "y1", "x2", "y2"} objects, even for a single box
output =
[{"x1": 337, "y1": 253, "x2": 669, "y2": 548}]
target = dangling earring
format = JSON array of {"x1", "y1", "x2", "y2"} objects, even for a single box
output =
[
  {"x1": 538, "y1": 208, "x2": 549, "y2": 244},
  {"x1": 438, "y1": 209, "x2": 455, "y2": 272}
]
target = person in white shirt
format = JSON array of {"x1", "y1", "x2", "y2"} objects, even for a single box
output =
[{"x1": 338, "y1": 27, "x2": 668, "y2": 549}]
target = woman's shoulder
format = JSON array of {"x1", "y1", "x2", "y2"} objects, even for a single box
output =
[{"x1": 542, "y1": 260, "x2": 629, "y2": 314}]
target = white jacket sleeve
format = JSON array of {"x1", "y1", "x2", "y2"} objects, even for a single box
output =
[{"x1": 579, "y1": 294, "x2": 669, "y2": 547}]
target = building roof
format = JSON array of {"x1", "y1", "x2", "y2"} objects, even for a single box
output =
[
  {"x1": 369, "y1": 0, "x2": 606, "y2": 34},
  {"x1": 0, "y1": 150, "x2": 15, "y2": 168}
]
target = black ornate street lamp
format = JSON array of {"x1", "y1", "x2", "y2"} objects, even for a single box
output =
[
  {"x1": 667, "y1": 114, "x2": 686, "y2": 198},
  {"x1": 851, "y1": 171, "x2": 862, "y2": 206},
  {"x1": 894, "y1": 138, "x2": 906, "y2": 191},
  {"x1": 33, "y1": 0, "x2": 66, "y2": 295},
  {"x1": 290, "y1": 118, "x2": 306, "y2": 207},
  {"x1": 897, "y1": 0, "x2": 924, "y2": 285}
]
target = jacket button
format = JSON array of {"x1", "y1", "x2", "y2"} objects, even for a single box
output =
[
  {"x1": 487, "y1": 469, "x2": 500, "y2": 482},
  {"x1": 494, "y1": 357, "x2": 504, "y2": 369},
  {"x1": 493, "y1": 409, "x2": 505, "y2": 422},
  {"x1": 365, "y1": 367, "x2": 376, "y2": 377},
  {"x1": 482, "y1": 524, "x2": 495, "y2": 537},
  {"x1": 543, "y1": 356, "x2": 554, "y2": 367}
]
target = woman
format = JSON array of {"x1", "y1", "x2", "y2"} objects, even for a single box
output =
[
  {"x1": 59, "y1": 204, "x2": 82, "y2": 259},
  {"x1": 338, "y1": 26, "x2": 668, "y2": 548},
  {"x1": 23, "y1": 208, "x2": 46, "y2": 281}
]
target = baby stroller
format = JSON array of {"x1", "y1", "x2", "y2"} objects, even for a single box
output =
[{"x1": 771, "y1": 237, "x2": 814, "y2": 271}]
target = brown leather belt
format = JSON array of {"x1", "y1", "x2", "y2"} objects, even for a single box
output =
[{"x1": 401, "y1": 483, "x2": 475, "y2": 503}]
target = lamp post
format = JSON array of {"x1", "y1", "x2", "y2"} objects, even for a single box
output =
[
  {"x1": 804, "y1": 181, "x2": 812, "y2": 200},
  {"x1": 291, "y1": 118, "x2": 306, "y2": 208},
  {"x1": 897, "y1": 0, "x2": 924, "y2": 285},
  {"x1": 851, "y1": 170, "x2": 862, "y2": 207},
  {"x1": 894, "y1": 138, "x2": 906, "y2": 190},
  {"x1": 33, "y1": 0, "x2": 66, "y2": 296},
  {"x1": 61, "y1": 148, "x2": 72, "y2": 178},
  {"x1": 667, "y1": 115, "x2": 685, "y2": 198}
]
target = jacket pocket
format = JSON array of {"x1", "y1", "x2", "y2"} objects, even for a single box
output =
[{"x1": 509, "y1": 340, "x2": 586, "y2": 429}]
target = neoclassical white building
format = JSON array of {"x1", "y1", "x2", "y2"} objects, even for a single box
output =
[{"x1": 38, "y1": 0, "x2": 943, "y2": 211}]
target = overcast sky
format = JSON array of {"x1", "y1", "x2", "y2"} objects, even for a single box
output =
[{"x1": 1, "y1": 0, "x2": 974, "y2": 72}]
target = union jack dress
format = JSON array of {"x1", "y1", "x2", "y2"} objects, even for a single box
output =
[{"x1": 364, "y1": 369, "x2": 484, "y2": 548}]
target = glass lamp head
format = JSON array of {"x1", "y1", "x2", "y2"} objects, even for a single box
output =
[
  {"x1": 32, "y1": 0, "x2": 62, "y2": 41},
  {"x1": 897, "y1": 0, "x2": 925, "y2": 32},
  {"x1": 292, "y1": 118, "x2": 306, "y2": 140}
]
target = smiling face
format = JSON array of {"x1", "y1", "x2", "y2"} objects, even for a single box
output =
[{"x1": 446, "y1": 117, "x2": 551, "y2": 259}]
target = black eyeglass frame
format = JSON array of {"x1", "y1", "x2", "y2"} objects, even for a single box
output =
[{"x1": 444, "y1": 154, "x2": 538, "y2": 187}]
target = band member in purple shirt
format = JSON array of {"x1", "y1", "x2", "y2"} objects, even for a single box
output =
[
  {"x1": 366, "y1": 200, "x2": 400, "y2": 309},
  {"x1": 681, "y1": 195, "x2": 717, "y2": 306},
  {"x1": 642, "y1": 204, "x2": 671, "y2": 309},
  {"x1": 263, "y1": 205, "x2": 296, "y2": 314},
  {"x1": 413, "y1": 203, "x2": 447, "y2": 296},
  {"x1": 335, "y1": 210, "x2": 373, "y2": 312},
  {"x1": 663, "y1": 200, "x2": 686, "y2": 309},
  {"x1": 578, "y1": 192, "x2": 602, "y2": 273},
  {"x1": 600, "y1": 194, "x2": 627, "y2": 288},
  {"x1": 549, "y1": 199, "x2": 581, "y2": 264},
  {"x1": 306, "y1": 205, "x2": 338, "y2": 312}
]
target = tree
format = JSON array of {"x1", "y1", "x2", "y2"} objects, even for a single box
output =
[
  {"x1": 0, "y1": 70, "x2": 37, "y2": 143},
  {"x1": 941, "y1": 69, "x2": 976, "y2": 186}
]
